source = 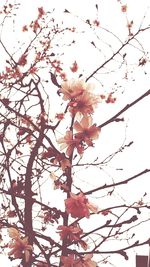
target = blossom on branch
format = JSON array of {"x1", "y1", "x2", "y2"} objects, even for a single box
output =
[
  {"x1": 93, "y1": 19, "x2": 100, "y2": 27},
  {"x1": 60, "y1": 79, "x2": 92, "y2": 101},
  {"x1": 54, "y1": 153, "x2": 71, "y2": 171},
  {"x1": 74, "y1": 116, "x2": 100, "y2": 146},
  {"x1": 57, "y1": 225, "x2": 83, "y2": 242},
  {"x1": 18, "y1": 54, "x2": 27, "y2": 66},
  {"x1": 69, "y1": 91, "x2": 100, "y2": 115},
  {"x1": 60, "y1": 79, "x2": 100, "y2": 115},
  {"x1": 55, "y1": 113, "x2": 65, "y2": 120},
  {"x1": 65, "y1": 192, "x2": 98, "y2": 218},
  {"x1": 58, "y1": 131, "x2": 83, "y2": 156},
  {"x1": 121, "y1": 5, "x2": 127, "y2": 13},
  {"x1": 8, "y1": 228, "x2": 32, "y2": 262},
  {"x1": 38, "y1": 7, "x2": 45, "y2": 18},
  {"x1": 70, "y1": 61, "x2": 78, "y2": 72}
]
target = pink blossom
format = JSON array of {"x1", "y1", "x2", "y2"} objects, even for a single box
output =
[
  {"x1": 65, "y1": 193, "x2": 98, "y2": 218},
  {"x1": 57, "y1": 225, "x2": 83, "y2": 242}
]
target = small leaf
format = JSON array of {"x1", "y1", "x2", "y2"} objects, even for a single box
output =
[
  {"x1": 86, "y1": 19, "x2": 91, "y2": 25},
  {"x1": 50, "y1": 52, "x2": 55, "y2": 56},
  {"x1": 50, "y1": 72, "x2": 61, "y2": 88},
  {"x1": 91, "y1": 41, "x2": 96, "y2": 47},
  {"x1": 64, "y1": 9, "x2": 70, "y2": 13},
  {"x1": 119, "y1": 250, "x2": 128, "y2": 260}
]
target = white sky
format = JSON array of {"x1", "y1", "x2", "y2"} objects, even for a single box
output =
[{"x1": 0, "y1": 0, "x2": 150, "y2": 266}]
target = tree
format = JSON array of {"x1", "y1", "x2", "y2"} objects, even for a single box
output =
[{"x1": 0, "y1": 1, "x2": 150, "y2": 266}]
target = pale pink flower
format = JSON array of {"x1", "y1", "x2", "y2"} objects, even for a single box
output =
[
  {"x1": 121, "y1": 5, "x2": 127, "y2": 13},
  {"x1": 69, "y1": 91, "x2": 100, "y2": 115},
  {"x1": 60, "y1": 79, "x2": 93, "y2": 101},
  {"x1": 74, "y1": 116, "x2": 100, "y2": 146},
  {"x1": 38, "y1": 7, "x2": 45, "y2": 18},
  {"x1": 57, "y1": 225, "x2": 83, "y2": 242},
  {"x1": 58, "y1": 131, "x2": 83, "y2": 156},
  {"x1": 53, "y1": 153, "x2": 71, "y2": 170},
  {"x1": 18, "y1": 54, "x2": 27, "y2": 66},
  {"x1": 59, "y1": 157, "x2": 71, "y2": 170},
  {"x1": 70, "y1": 61, "x2": 78, "y2": 73},
  {"x1": 8, "y1": 228, "x2": 32, "y2": 262}
]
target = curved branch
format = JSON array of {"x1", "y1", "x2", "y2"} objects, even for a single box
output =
[{"x1": 84, "y1": 169, "x2": 150, "y2": 195}]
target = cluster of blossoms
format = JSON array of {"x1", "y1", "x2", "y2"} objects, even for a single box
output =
[
  {"x1": 22, "y1": 7, "x2": 45, "y2": 33},
  {"x1": 56, "y1": 80, "x2": 100, "y2": 265},
  {"x1": 8, "y1": 228, "x2": 32, "y2": 262},
  {"x1": 56, "y1": 193, "x2": 98, "y2": 255},
  {"x1": 60, "y1": 79, "x2": 100, "y2": 115},
  {"x1": 58, "y1": 79, "x2": 101, "y2": 156}
]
